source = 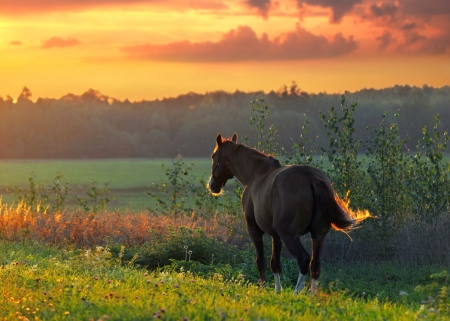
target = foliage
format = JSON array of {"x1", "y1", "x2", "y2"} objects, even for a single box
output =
[
  {"x1": 1, "y1": 86, "x2": 450, "y2": 159},
  {"x1": 283, "y1": 115, "x2": 322, "y2": 167},
  {"x1": 148, "y1": 156, "x2": 196, "y2": 215},
  {"x1": 119, "y1": 226, "x2": 247, "y2": 270},
  {"x1": 76, "y1": 180, "x2": 115, "y2": 214},
  {"x1": 11, "y1": 172, "x2": 69, "y2": 213},
  {"x1": 409, "y1": 114, "x2": 450, "y2": 222},
  {"x1": 364, "y1": 112, "x2": 412, "y2": 239},
  {"x1": 248, "y1": 93, "x2": 279, "y2": 156},
  {"x1": 318, "y1": 96, "x2": 366, "y2": 202}
]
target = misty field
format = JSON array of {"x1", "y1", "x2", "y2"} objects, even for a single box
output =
[{"x1": 0, "y1": 158, "x2": 214, "y2": 211}]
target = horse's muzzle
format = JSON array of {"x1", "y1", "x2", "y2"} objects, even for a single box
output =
[{"x1": 208, "y1": 176, "x2": 224, "y2": 194}]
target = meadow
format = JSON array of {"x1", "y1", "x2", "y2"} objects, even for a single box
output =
[
  {"x1": 0, "y1": 158, "x2": 214, "y2": 211},
  {"x1": 1, "y1": 226, "x2": 448, "y2": 321}
]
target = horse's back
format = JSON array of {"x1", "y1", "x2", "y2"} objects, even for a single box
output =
[{"x1": 250, "y1": 164, "x2": 328, "y2": 237}]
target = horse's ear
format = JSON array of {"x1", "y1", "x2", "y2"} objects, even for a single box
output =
[
  {"x1": 216, "y1": 133, "x2": 222, "y2": 146},
  {"x1": 231, "y1": 133, "x2": 238, "y2": 143}
]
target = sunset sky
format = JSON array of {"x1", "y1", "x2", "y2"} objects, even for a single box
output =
[{"x1": 1, "y1": 0, "x2": 449, "y2": 101}]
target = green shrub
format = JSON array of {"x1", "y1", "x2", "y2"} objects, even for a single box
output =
[
  {"x1": 115, "y1": 226, "x2": 248, "y2": 271},
  {"x1": 11, "y1": 172, "x2": 69, "y2": 213}
]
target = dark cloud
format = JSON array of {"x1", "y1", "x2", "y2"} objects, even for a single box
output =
[
  {"x1": 395, "y1": 27, "x2": 450, "y2": 55},
  {"x1": 418, "y1": 32, "x2": 450, "y2": 54},
  {"x1": 401, "y1": 22, "x2": 416, "y2": 30},
  {"x1": 399, "y1": 0, "x2": 450, "y2": 16},
  {"x1": 41, "y1": 37, "x2": 81, "y2": 48},
  {"x1": 121, "y1": 25, "x2": 358, "y2": 62},
  {"x1": 369, "y1": 2, "x2": 399, "y2": 18},
  {"x1": 376, "y1": 30, "x2": 394, "y2": 50},
  {"x1": 245, "y1": 0, "x2": 271, "y2": 18},
  {"x1": 296, "y1": 0, "x2": 362, "y2": 23}
]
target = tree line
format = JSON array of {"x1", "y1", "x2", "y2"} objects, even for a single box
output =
[{"x1": 0, "y1": 84, "x2": 449, "y2": 159}]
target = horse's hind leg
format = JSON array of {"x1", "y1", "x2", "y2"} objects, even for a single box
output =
[
  {"x1": 279, "y1": 234, "x2": 311, "y2": 294},
  {"x1": 310, "y1": 236, "x2": 325, "y2": 293},
  {"x1": 247, "y1": 223, "x2": 266, "y2": 284},
  {"x1": 271, "y1": 236, "x2": 283, "y2": 292}
]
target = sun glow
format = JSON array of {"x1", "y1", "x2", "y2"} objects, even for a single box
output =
[{"x1": 0, "y1": 0, "x2": 448, "y2": 101}]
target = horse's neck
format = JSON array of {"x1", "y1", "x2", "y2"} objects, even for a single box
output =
[{"x1": 228, "y1": 145, "x2": 270, "y2": 186}]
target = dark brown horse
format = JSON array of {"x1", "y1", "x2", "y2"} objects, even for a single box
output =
[{"x1": 208, "y1": 133, "x2": 370, "y2": 293}]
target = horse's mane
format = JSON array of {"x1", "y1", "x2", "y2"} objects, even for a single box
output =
[{"x1": 233, "y1": 143, "x2": 281, "y2": 168}]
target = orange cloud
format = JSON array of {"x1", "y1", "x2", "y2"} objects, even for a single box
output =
[
  {"x1": 122, "y1": 25, "x2": 357, "y2": 62},
  {"x1": 41, "y1": 37, "x2": 81, "y2": 49},
  {"x1": 10, "y1": 40, "x2": 22, "y2": 45},
  {"x1": 0, "y1": 0, "x2": 147, "y2": 14}
]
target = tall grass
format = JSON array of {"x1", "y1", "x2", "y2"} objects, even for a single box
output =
[{"x1": 1, "y1": 240, "x2": 448, "y2": 321}]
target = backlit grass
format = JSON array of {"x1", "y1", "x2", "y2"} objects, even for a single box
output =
[{"x1": 1, "y1": 240, "x2": 440, "y2": 321}]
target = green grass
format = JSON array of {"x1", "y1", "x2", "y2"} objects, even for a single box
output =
[
  {"x1": 2, "y1": 240, "x2": 447, "y2": 321},
  {"x1": 0, "y1": 158, "x2": 213, "y2": 211}
]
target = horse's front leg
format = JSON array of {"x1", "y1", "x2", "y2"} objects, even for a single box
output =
[
  {"x1": 247, "y1": 223, "x2": 266, "y2": 284},
  {"x1": 271, "y1": 236, "x2": 283, "y2": 292}
]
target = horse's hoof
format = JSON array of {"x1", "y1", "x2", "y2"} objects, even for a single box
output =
[{"x1": 308, "y1": 288, "x2": 318, "y2": 295}]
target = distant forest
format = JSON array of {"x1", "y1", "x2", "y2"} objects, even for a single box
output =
[{"x1": 1, "y1": 84, "x2": 449, "y2": 159}]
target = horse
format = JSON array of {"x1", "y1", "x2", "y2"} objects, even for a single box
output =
[{"x1": 208, "y1": 133, "x2": 370, "y2": 294}]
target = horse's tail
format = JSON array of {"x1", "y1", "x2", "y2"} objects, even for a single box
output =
[{"x1": 311, "y1": 179, "x2": 371, "y2": 232}]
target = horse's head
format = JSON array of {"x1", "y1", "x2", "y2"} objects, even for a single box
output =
[{"x1": 208, "y1": 133, "x2": 237, "y2": 195}]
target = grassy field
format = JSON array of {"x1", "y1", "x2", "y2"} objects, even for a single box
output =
[
  {"x1": 0, "y1": 158, "x2": 213, "y2": 211},
  {"x1": 1, "y1": 157, "x2": 449, "y2": 320},
  {"x1": 1, "y1": 240, "x2": 448, "y2": 321}
]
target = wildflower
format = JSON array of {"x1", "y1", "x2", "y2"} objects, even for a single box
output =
[
  {"x1": 399, "y1": 291, "x2": 409, "y2": 297},
  {"x1": 183, "y1": 317, "x2": 189, "y2": 321},
  {"x1": 64, "y1": 311, "x2": 70, "y2": 315},
  {"x1": 174, "y1": 284, "x2": 180, "y2": 288}
]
